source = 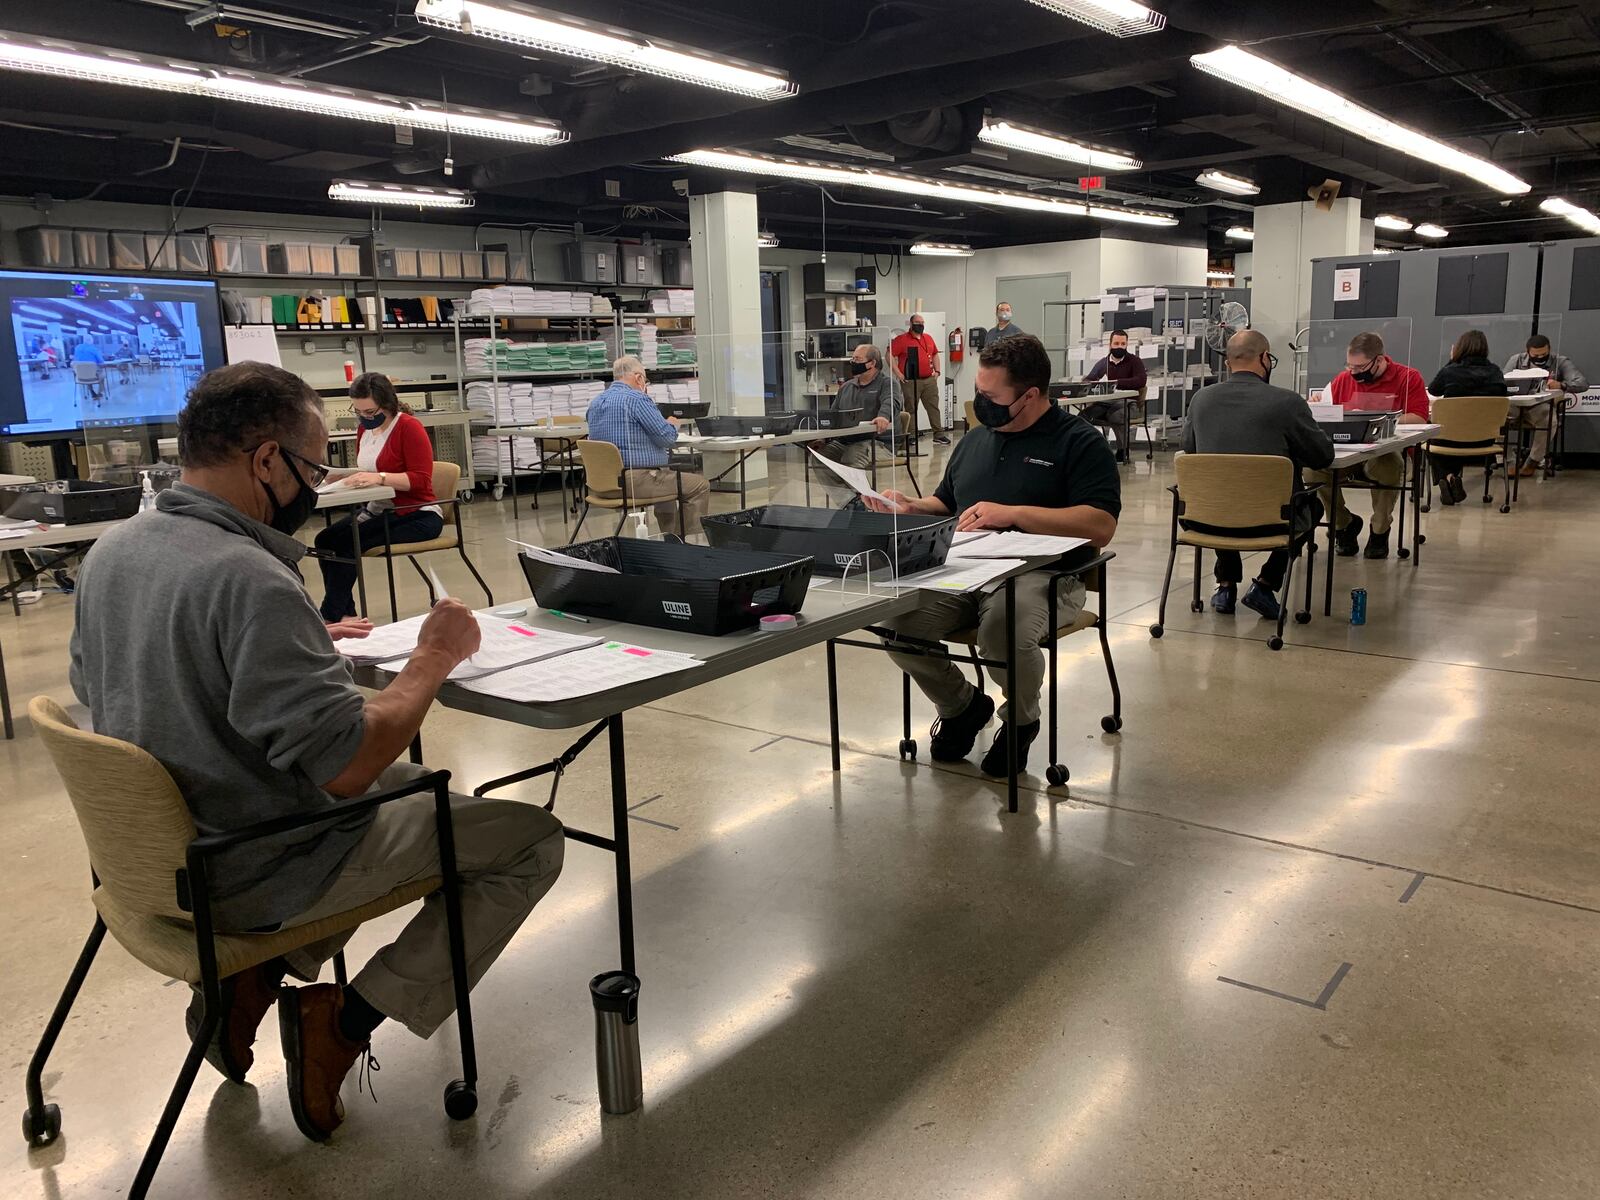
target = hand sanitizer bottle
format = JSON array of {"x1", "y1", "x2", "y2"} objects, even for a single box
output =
[
  {"x1": 140, "y1": 475, "x2": 156, "y2": 513},
  {"x1": 628, "y1": 510, "x2": 650, "y2": 539}
]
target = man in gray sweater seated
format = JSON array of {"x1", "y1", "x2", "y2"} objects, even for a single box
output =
[
  {"x1": 1183, "y1": 331, "x2": 1334, "y2": 620},
  {"x1": 69, "y1": 362, "x2": 564, "y2": 1144}
]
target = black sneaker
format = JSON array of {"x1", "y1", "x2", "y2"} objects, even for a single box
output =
[
  {"x1": 1241, "y1": 581, "x2": 1281, "y2": 621},
  {"x1": 933, "y1": 434, "x2": 951, "y2": 445},
  {"x1": 1335, "y1": 513, "x2": 1364, "y2": 557},
  {"x1": 1438, "y1": 476, "x2": 1459, "y2": 506},
  {"x1": 1448, "y1": 475, "x2": 1468, "y2": 504},
  {"x1": 1364, "y1": 529, "x2": 1390, "y2": 560},
  {"x1": 980, "y1": 720, "x2": 1041, "y2": 777},
  {"x1": 929, "y1": 690, "x2": 995, "y2": 763},
  {"x1": 1211, "y1": 583, "x2": 1236, "y2": 614},
  {"x1": 50, "y1": 569, "x2": 75, "y2": 593}
]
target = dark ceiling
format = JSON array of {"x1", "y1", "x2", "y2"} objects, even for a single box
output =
[{"x1": 2, "y1": 0, "x2": 1598, "y2": 257}]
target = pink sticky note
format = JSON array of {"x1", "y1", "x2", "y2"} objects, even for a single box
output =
[{"x1": 623, "y1": 647, "x2": 652, "y2": 657}]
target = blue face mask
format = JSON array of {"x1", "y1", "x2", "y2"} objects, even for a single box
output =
[{"x1": 357, "y1": 411, "x2": 386, "y2": 431}]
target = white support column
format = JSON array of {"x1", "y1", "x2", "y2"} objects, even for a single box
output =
[
  {"x1": 689, "y1": 190, "x2": 767, "y2": 492},
  {"x1": 1251, "y1": 197, "x2": 1364, "y2": 360}
]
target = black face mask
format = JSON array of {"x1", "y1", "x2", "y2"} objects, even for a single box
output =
[
  {"x1": 1259, "y1": 351, "x2": 1277, "y2": 385},
  {"x1": 1349, "y1": 358, "x2": 1379, "y2": 384},
  {"x1": 973, "y1": 391, "x2": 1022, "y2": 428},
  {"x1": 910, "y1": 323, "x2": 925, "y2": 335},
  {"x1": 849, "y1": 361, "x2": 869, "y2": 376},
  {"x1": 1528, "y1": 354, "x2": 1549, "y2": 366},
  {"x1": 261, "y1": 454, "x2": 318, "y2": 537},
  {"x1": 1108, "y1": 348, "x2": 1127, "y2": 362}
]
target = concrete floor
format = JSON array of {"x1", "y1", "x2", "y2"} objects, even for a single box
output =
[{"x1": 4, "y1": 438, "x2": 1598, "y2": 1199}]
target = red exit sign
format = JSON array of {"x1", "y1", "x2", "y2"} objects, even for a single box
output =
[{"x1": 1078, "y1": 176, "x2": 1104, "y2": 190}]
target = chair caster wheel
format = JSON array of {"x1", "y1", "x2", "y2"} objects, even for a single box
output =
[
  {"x1": 1045, "y1": 764, "x2": 1069, "y2": 786},
  {"x1": 1101, "y1": 715, "x2": 1122, "y2": 733},
  {"x1": 1417, "y1": 534, "x2": 1426, "y2": 545},
  {"x1": 493, "y1": 486, "x2": 506, "y2": 502},
  {"x1": 1149, "y1": 623, "x2": 1163, "y2": 639},
  {"x1": 1397, "y1": 548, "x2": 1410, "y2": 560},
  {"x1": 1295, "y1": 611, "x2": 1311, "y2": 625},
  {"x1": 1421, "y1": 503, "x2": 1432, "y2": 514},
  {"x1": 23, "y1": 1104, "x2": 60, "y2": 1147},
  {"x1": 1267, "y1": 636, "x2": 1284, "y2": 651},
  {"x1": 1189, "y1": 600, "x2": 1204, "y2": 613},
  {"x1": 1482, "y1": 495, "x2": 1492, "y2": 504},
  {"x1": 898, "y1": 738, "x2": 917, "y2": 761},
  {"x1": 444, "y1": 1080, "x2": 478, "y2": 1120},
  {"x1": 1500, "y1": 505, "x2": 1511, "y2": 514}
]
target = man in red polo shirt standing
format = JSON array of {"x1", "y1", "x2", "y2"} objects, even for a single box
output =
[
  {"x1": 1307, "y1": 330, "x2": 1429, "y2": 560},
  {"x1": 890, "y1": 313, "x2": 949, "y2": 445}
]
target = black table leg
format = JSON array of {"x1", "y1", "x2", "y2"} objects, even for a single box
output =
[
  {"x1": 826, "y1": 639, "x2": 841, "y2": 771},
  {"x1": 1005, "y1": 576, "x2": 1018, "y2": 815},
  {"x1": 608, "y1": 713, "x2": 636, "y2": 976},
  {"x1": 1413, "y1": 446, "x2": 1425, "y2": 566},
  {"x1": 738, "y1": 452, "x2": 747, "y2": 507},
  {"x1": 1324, "y1": 468, "x2": 1341, "y2": 617},
  {"x1": 351, "y1": 513, "x2": 369, "y2": 619},
  {"x1": 1, "y1": 627, "x2": 12, "y2": 740}
]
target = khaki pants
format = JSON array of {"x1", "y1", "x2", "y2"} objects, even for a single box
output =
[
  {"x1": 280, "y1": 764, "x2": 565, "y2": 1039},
  {"x1": 1507, "y1": 399, "x2": 1553, "y2": 464},
  {"x1": 1306, "y1": 453, "x2": 1404, "y2": 535},
  {"x1": 882, "y1": 571, "x2": 1086, "y2": 725},
  {"x1": 814, "y1": 438, "x2": 874, "y2": 503},
  {"x1": 900, "y1": 376, "x2": 943, "y2": 433},
  {"x1": 623, "y1": 467, "x2": 710, "y2": 538}
]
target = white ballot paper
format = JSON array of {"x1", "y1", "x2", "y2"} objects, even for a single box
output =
[
  {"x1": 512, "y1": 539, "x2": 621, "y2": 574},
  {"x1": 1505, "y1": 367, "x2": 1550, "y2": 381},
  {"x1": 898, "y1": 558, "x2": 1029, "y2": 593},
  {"x1": 947, "y1": 532, "x2": 1089, "y2": 559},
  {"x1": 381, "y1": 616, "x2": 600, "y2": 680},
  {"x1": 336, "y1": 613, "x2": 431, "y2": 664},
  {"x1": 807, "y1": 448, "x2": 894, "y2": 506},
  {"x1": 456, "y1": 640, "x2": 700, "y2": 702}
]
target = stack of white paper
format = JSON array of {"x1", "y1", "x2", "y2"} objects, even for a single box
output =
[
  {"x1": 899, "y1": 558, "x2": 1029, "y2": 593},
  {"x1": 947, "y1": 532, "x2": 1090, "y2": 559},
  {"x1": 456, "y1": 640, "x2": 700, "y2": 703},
  {"x1": 374, "y1": 615, "x2": 600, "y2": 681}
]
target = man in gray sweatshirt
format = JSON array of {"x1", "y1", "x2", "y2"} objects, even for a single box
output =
[
  {"x1": 1183, "y1": 331, "x2": 1335, "y2": 620},
  {"x1": 69, "y1": 362, "x2": 563, "y2": 1144}
]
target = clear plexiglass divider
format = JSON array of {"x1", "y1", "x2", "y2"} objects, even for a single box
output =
[
  {"x1": 1439, "y1": 314, "x2": 1561, "y2": 383},
  {"x1": 655, "y1": 325, "x2": 916, "y2": 588},
  {"x1": 1305, "y1": 317, "x2": 1413, "y2": 400}
]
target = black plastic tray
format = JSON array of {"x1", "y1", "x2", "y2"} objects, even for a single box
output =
[
  {"x1": 519, "y1": 537, "x2": 813, "y2": 636},
  {"x1": 695, "y1": 413, "x2": 799, "y2": 437},
  {"x1": 656, "y1": 401, "x2": 711, "y2": 419},
  {"x1": 703, "y1": 505, "x2": 956, "y2": 576},
  {"x1": 1, "y1": 479, "x2": 140, "y2": 525},
  {"x1": 816, "y1": 407, "x2": 863, "y2": 430}
]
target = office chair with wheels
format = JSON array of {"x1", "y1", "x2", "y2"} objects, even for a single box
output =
[
  {"x1": 363, "y1": 461, "x2": 494, "y2": 622},
  {"x1": 572, "y1": 439, "x2": 685, "y2": 543}
]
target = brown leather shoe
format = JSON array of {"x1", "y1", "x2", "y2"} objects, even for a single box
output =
[
  {"x1": 1516, "y1": 463, "x2": 1538, "y2": 478},
  {"x1": 186, "y1": 959, "x2": 283, "y2": 1083},
  {"x1": 278, "y1": 984, "x2": 367, "y2": 1141}
]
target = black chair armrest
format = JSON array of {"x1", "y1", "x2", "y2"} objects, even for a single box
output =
[
  {"x1": 1047, "y1": 549, "x2": 1116, "y2": 586},
  {"x1": 187, "y1": 770, "x2": 452, "y2": 859}
]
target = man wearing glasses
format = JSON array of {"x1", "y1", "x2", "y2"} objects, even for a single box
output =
[
  {"x1": 1312, "y1": 330, "x2": 1429, "y2": 560},
  {"x1": 69, "y1": 362, "x2": 564, "y2": 1145}
]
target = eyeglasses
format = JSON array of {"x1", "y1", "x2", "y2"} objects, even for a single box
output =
[
  {"x1": 279, "y1": 446, "x2": 331, "y2": 488},
  {"x1": 347, "y1": 404, "x2": 383, "y2": 419}
]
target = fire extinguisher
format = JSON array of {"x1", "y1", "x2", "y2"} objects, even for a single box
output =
[{"x1": 948, "y1": 327, "x2": 964, "y2": 364}]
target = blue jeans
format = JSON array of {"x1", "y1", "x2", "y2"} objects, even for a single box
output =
[{"x1": 315, "y1": 509, "x2": 444, "y2": 621}]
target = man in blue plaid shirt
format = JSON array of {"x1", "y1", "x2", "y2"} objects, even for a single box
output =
[{"x1": 585, "y1": 355, "x2": 710, "y2": 537}]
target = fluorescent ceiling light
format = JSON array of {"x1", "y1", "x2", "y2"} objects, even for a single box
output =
[
  {"x1": 909, "y1": 241, "x2": 975, "y2": 257},
  {"x1": 977, "y1": 117, "x2": 1141, "y2": 171},
  {"x1": 1372, "y1": 248, "x2": 1397, "y2": 255},
  {"x1": 0, "y1": 29, "x2": 567, "y2": 145},
  {"x1": 1373, "y1": 213, "x2": 1413, "y2": 231},
  {"x1": 1196, "y1": 169, "x2": 1258, "y2": 196},
  {"x1": 1224, "y1": 226, "x2": 1254, "y2": 240},
  {"x1": 1205, "y1": 269, "x2": 1235, "y2": 281},
  {"x1": 1540, "y1": 196, "x2": 1600, "y2": 235},
  {"x1": 328, "y1": 180, "x2": 475, "y2": 208},
  {"x1": 414, "y1": 0, "x2": 795, "y2": 99},
  {"x1": 778, "y1": 135, "x2": 893, "y2": 162},
  {"x1": 1192, "y1": 45, "x2": 1530, "y2": 195},
  {"x1": 755, "y1": 230, "x2": 781, "y2": 248},
  {"x1": 667, "y1": 148, "x2": 1179, "y2": 227},
  {"x1": 1026, "y1": 0, "x2": 1165, "y2": 37},
  {"x1": 1414, "y1": 222, "x2": 1448, "y2": 238}
]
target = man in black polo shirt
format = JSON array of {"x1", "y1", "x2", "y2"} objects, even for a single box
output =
[{"x1": 869, "y1": 335, "x2": 1120, "y2": 776}]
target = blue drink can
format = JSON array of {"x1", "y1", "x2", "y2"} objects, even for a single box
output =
[{"x1": 1350, "y1": 588, "x2": 1367, "y2": 625}]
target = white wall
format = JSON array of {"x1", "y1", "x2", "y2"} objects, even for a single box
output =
[
  {"x1": 1098, "y1": 238, "x2": 1207, "y2": 289},
  {"x1": 1251, "y1": 197, "x2": 1363, "y2": 364}
]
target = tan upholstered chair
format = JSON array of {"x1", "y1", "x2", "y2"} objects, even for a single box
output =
[
  {"x1": 572, "y1": 439, "x2": 686, "y2": 541},
  {"x1": 865, "y1": 410, "x2": 924, "y2": 497},
  {"x1": 875, "y1": 553, "x2": 1121, "y2": 796},
  {"x1": 964, "y1": 398, "x2": 978, "y2": 431},
  {"x1": 362, "y1": 460, "x2": 493, "y2": 621},
  {"x1": 22, "y1": 697, "x2": 482, "y2": 1196},
  {"x1": 1428, "y1": 395, "x2": 1512, "y2": 513},
  {"x1": 1149, "y1": 454, "x2": 1319, "y2": 651}
]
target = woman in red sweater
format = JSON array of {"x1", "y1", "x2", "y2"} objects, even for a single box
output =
[{"x1": 314, "y1": 373, "x2": 442, "y2": 621}]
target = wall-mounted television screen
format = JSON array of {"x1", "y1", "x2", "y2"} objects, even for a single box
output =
[{"x1": 1, "y1": 269, "x2": 225, "y2": 437}]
